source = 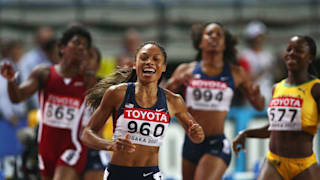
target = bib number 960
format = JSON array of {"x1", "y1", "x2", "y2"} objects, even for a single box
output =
[{"x1": 127, "y1": 121, "x2": 165, "y2": 137}]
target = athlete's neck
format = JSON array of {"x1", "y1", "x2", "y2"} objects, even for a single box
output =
[
  {"x1": 201, "y1": 52, "x2": 224, "y2": 76},
  {"x1": 287, "y1": 70, "x2": 310, "y2": 85},
  {"x1": 58, "y1": 61, "x2": 81, "y2": 77},
  {"x1": 135, "y1": 82, "x2": 158, "y2": 108}
]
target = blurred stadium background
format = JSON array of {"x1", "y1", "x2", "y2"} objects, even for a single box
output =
[{"x1": 0, "y1": 0, "x2": 320, "y2": 179}]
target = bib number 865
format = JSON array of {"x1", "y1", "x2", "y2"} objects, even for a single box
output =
[
  {"x1": 128, "y1": 121, "x2": 164, "y2": 137},
  {"x1": 46, "y1": 104, "x2": 75, "y2": 121}
]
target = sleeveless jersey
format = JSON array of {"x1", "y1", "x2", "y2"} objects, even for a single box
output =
[
  {"x1": 268, "y1": 79, "x2": 320, "y2": 135},
  {"x1": 113, "y1": 83, "x2": 171, "y2": 147},
  {"x1": 38, "y1": 65, "x2": 87, "y2": 165},
  {"x1": 185, "y1": 62, "x2": 235, "y2": 111}
]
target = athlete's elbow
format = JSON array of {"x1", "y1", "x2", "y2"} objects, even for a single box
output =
[
  {"x1": 256, "y1": 104, "x2": 265, "y2": 111},
  {"x1": 10, "y1": 97, "x2": 21, "y2": 104},
  {"x1": 80, "y1": 127, "x2": 90, "y2": 147},
  {"x1": 254, "y1": 97, "x2": 265, "y2": 111}
]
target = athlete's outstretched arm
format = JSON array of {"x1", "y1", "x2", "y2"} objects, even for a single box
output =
[
  {"x1": 232, "y1": 124, "x2": 270, "y2": 156},
  {"x1": 236, "y1": 66, "x2": 265, "y2": 111},
  {"x1": 166, "y1": 90, "x2": 205, "y2": 143},
  {"x1": 0, "y1": 61, "x2": 47, "y2": 103},
  {"x1": 81, "y1": 85, "x2": 136, "y2": 153}
]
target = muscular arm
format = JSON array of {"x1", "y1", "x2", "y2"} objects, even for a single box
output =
[
  {"x1": 234, "y1": 66, "x2": 265, "y2": 111},
  {"x1": 166, "y1": 90, "x2": 205, "y2": 143},
  {"x1": 241, "y1": 124, "x2": 270, "y2": 138},
  {"x1": 81, "y1": 85, "x2": 119, "y2": 150},
  {"x1": 8, "y1": 65, "x2": 48, "y2": 103},
  {"x1": 232, "y1": 124, "x2": 270, "y2": 155},
  {"x1": 167, "y1": 92, "x2": 192, "y2": 130}
]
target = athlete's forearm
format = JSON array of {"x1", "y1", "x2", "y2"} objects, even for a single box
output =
[
  {"x1": 242, "y1": 124, "x2": 270, "y2": 139},
  {"x1": 81, "y1": 127, "x2": 114, "y2": 151},
  {"x1": 7, "y1": 80, "x2": 24, "y2": 103}
]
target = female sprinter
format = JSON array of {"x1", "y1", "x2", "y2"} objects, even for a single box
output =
[
  {"x1": 165, "y1": 23, "x2": 265, "y2": 180},
  {"x1": 81, "y1": 41, "x2": 205, "y2": 180},
  {"x1": 233, "y1": 35, "x2": 320, "y2": 180}
]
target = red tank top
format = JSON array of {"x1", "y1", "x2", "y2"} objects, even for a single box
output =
[{"x1": 38, "y1": 65, "x2": 87, "y2": 158}]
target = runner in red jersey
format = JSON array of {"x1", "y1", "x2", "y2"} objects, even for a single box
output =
[{"x1": 1, "y1": 25, "x2": 92, "y2": 180}]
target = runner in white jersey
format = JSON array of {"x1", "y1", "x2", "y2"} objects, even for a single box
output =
[
  {"x1": 81, "y1": 41, "x2": 205, "y2": 180},
  {"x1": 165, "y1": 22, "x2": 265, "y2": 180}
]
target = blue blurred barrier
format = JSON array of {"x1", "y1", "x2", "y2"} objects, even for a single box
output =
[
  {"x1": 0, "y1": 171, "x2": 4, "y2": 180},
  {"x1": 0, "y1": 118, "x2": 27, "y2": 160}
]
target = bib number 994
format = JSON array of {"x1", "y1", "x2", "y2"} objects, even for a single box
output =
[{"x1": 193, "y1": 88, "x2": 223, "y2": 102}]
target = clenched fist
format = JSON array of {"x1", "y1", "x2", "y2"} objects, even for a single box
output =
[
  {"x1": 0, "y1": 61, "x2": 15, "y2": 81},
  {"x1": 188, "y1": 120, "x2": 205, "y2": 144}
]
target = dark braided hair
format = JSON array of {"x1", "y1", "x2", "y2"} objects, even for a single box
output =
[
  {"x1": 191, "y1": 22, "x2": 238, "y2": 64},
  {"x1": 300, "y1": 35, "x2": 318, "y2": 76},
  {"x1": 86, "y1": 41, "x2": 167, "y2": 109}
]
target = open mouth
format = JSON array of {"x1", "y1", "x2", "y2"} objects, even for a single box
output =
[
  {"x1": 143, "y1": 68, "x2": 155, "y2": 73},
  {"x1": 286, "y1": 58, "x2": 298, "y2": 67},
  {"x1": 142, "y1": 68, "x2": 156, "y2": 76},
  {"x1": 208, "y1": 41, "x2": 218, "y2": 48}
]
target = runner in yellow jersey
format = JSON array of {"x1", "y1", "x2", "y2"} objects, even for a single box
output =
[{"x1": 233, "y1": 35, "x2": 320, "y2": 180}]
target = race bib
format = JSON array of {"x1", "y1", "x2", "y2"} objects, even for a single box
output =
[
  {"x1": 61, "y1": 149, "x2": 80, "y2": 166},
  {"x1": 113, "y1": 108, "x2": 170, "y2": 147},
  {"x1": 43, "y1": 94, "x2": 83, "y2": 129},
  {"x1": 186, "y1": 79, "x2": 233, "y2": 111},
  {"x1": 268, "y1": 97, "x2": 302, "y2": 131}
]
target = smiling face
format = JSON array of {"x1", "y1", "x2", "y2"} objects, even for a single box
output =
[
  {"x1": 60, "y1": 35, "x2": 89, "y2": 67},
  {"x1": 134, "y1": 43, "x2": 166, "y2": 83},
  {"x1": 284, "y1": 36, "x2": 312, "y2": 72},
  {"x1": 200, "y1": 23, "x2": 226, "y2": 53}
]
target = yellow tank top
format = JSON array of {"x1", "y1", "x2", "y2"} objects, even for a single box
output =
[{"x1": 268, "y1": 78, "x2": 320, "y2": 135}]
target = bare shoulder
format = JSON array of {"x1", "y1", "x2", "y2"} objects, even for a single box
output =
[
  {"x1": 100, "y1": 83, "x2": 128, "y2": 109},
  {"x1": 29, "y1": 64, "x2": 51, "y2": 85},
  {"x1": 174, "y1": 61, "x2": 197, "y2": 73},
  {"x1": 163, "y1": 88, "x2": 184, "y2": 105},
  {"x1": 32, "y1": 64, "x2": 51, "y2": 76},
  {"x1": 108, "y1": 83, "x2": 128, "y2": 97}
]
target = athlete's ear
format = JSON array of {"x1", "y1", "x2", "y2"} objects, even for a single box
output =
[
  {"x1": 59, "y1": 44, "x2": 66, "y2": 57},
  {"x1": 133, "y1": 61, "x2": 136, "y2": 70},
  {"x1": 161, "y1": 63, "x2": 166, "y2": 73}
]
